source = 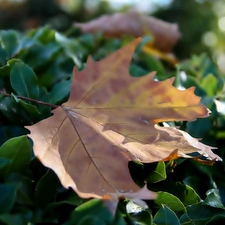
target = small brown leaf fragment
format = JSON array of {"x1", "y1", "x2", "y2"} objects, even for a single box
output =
[
  {"x1": 192, "y1": 157, "x2": 217, "y2": 166},
  {"x1": 162, "y1": 149, "x2": 182, "y2": 161},
  {"x1": 75, "y1": 11, "x2": 181, "y2": 52},
  {"x1": 26, "y1": 38, "x2": 221, "y2": 200}
]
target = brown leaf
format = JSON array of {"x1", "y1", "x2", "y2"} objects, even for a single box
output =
[
  {"x1": 26, "y1": 38, "x2": 221, "y2": 200},
  {"x1": 75, "y1": 11, "x2": 181, "y2": 52}
]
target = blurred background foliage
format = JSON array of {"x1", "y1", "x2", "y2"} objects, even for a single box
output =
[
  {"x1": 1, "y1": 0, "x2": 225, "y2": 224},
  {"x1": 1, "y1": 0, "x2": 225, "y2": 70}
]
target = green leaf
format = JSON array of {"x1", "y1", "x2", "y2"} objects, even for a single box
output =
[
  {"x1": 150, "y1": 181, "x2": 201, "y2": 206},
  {"x1": 20, "y1": 42, "x2": 61, "y2": 68},
  {"x1": 0, "y1": 136, "x2": 32, "y2": 176},
  {"x1": 200, "y1": 74, "x2": 218, "y2": 97},
  {"x1": 186, "y1": 117, "x2": 212, "y2": 139},
  {"x1": 180, "y1": 202, "x2": 225, "y2": 225},
  {"x1": 129, "y1": 64, "x2": 148, "y2": 77},
  {"x1": 146, "y1": 162, "x2": 166, "y2": 183},
  {"x1": 0, "y1": 183, "x2": 18, "y2": 213},
  {"x1": 203, "y1": 189, "x2": 225, "y2": 209},
  {"x1": 0, "y1": 30, "x2": 20, "y2": 63},
  {"x1": 47, "y1": 79, "x2": 71, "y2": 104},
  {"x1": 77, "y1": 216, "x2": 106, "y2": 225},
  {"x1": 153, "y1": 205, "x2": 180, "y2": 225},
  {"x1": 155, "y1": 192, "x2": 186, "y2": 212},
  {"x1": 6, "y1": 174, "x2": 34, "y2": 207},
  {"x1": 66, "y1": 199, "x2": 114, "y2": 225},
  {"x1": 11, "y1": 93, "x2": 42, "y2": 121},
  {"x1": 0, "y1": 208, "x2": 32, "y2": 225},
  {"x1": 35, "y1": 169, "x2": 60, "y2": 207},
  {"x1": 32, "y1": 25, "x2": 56, "y2": 43},
  {"x1": 207, "y1": 215, "x2": 225, "y2": 224},
  {"x1": 0, "y1": 58, "x2": 22, "y2": 78},
  {"x1": 55, "y1": 32, "x2": 83, "y2": 68},
  {"x1": 10, "y1": 62, "x2": 39, "y2": 99},
  {"x1": 129, "y1": 210, "x2": 153, "y2": 225},
  {"x1": 113, "y1": 209, "x2": 127, "y2": 225},
  {"x1": 0, "y1": 97, "x2": 34, "y2": 124},
  {"x1": 0, "y1": 157, "x2": 11, "y2": 169},
  {"x1": 0, "y1": 126, "x2": 27, "y2": 146}
]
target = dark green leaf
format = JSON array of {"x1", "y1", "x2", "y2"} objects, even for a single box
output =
[
  {"x1": 77, "y1": 216, "x2": 106, "y2": 225},
  {"x1": 0, "y1": 157, "x2": 11, "y2": 169},
  {"x1": 129, "y1": 210, "x2": 153, "y2": 225},
  {"x1": 0, "y1": 208, "x2": 32, "y2": 225},
  {"x1": 11, "y1": 93, "x2": 42, "y2": 122},
  {"x1": 0, "y1": 136, "x2": 32, "y2": 176},
  {"x1": 0, "y1": 58, "x2": 22, "y2": 78},
  {"x1": 0, "y1": 183, "x2": 18, "y2": 213},
  {"x1": 153, "y1": 205, "x2": 180, "y2": 225},
  {"x1": 0, "y1": 30, "x2": 20, "y2": 63},
  {"x1": 6, "y1": 174, "x2": 34, "y2": 207},
  {"x1": 200, "y1": 74, "x2": 218, "y2": 97},
  {"x1": 180, "y1": 202, "x2": 225, "y2": 225},
  {"x1": 150, "y1": 181, "x2": 201, "y2": 206},
  {"x1": 55, "y1": 32, "x2": 83, "y2": 67},
  {"x1": 10, "y1": 62, "x2": 39, "y2": 99},
  {"x1": 35, "y1": 169, "x2": 60, "y2": 206},
  {"x1": 154, "y1": 192, "x2": 186, "y2": 213},
  {"x1": 146, "y1": 162, "x2": 166, "y2": 183},
  {"x1": 65, "y1": 199, "x2": 114, "y2": 225},
  {"x1": 0, "y1": 126, "x2": 27, "y2": 146},
  {"x1": 20, "y1": 42, "x2": 61, "y2": 68},
  {"x1": 203, "y1": 189, "x2": 225, "y2": 209},
  {"x1": 47, "y1": 79, "x2": 71, "y2": 104}
]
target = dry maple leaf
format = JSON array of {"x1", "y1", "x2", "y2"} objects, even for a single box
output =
[
  {"x1": 26, "y1": 38, "x2": 221, "y2": 200},
  {"x1": 75, "y1": 11, "x2": 180, "y2": 52}
]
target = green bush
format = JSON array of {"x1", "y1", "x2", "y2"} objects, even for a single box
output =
[{"x1": 0, "y1": 26, "x2": 225, "y2": 224}]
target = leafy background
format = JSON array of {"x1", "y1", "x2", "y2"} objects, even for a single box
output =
[{"x1": 1, "y1": 0, "x2": 225, "y2": 224}]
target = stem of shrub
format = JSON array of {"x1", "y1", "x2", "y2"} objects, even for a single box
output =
[{"x1": 0, "y1": 91, "x2": 59, "y2": 109}]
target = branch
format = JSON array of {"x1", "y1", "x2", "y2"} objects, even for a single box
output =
[{"x1": 0, "y1": 91, "x2": 59, "y2": 109}]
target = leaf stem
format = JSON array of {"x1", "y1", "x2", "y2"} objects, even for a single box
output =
[{"x1": 0, "y1": 91, "x2": 59, "y2": 109}]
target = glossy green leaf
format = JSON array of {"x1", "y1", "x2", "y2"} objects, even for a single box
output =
[
  {"x1": 0, "y1": 183, "x2": 18, "y2": 213},
  {"x1": 35, "y1": 169, "x2": 60, "y2": 206},
  {"x1": 32, "y1": 25, "x2": 56, "y2": 43},
  {"x1": 150, "y1": 181, "x2": 201, "y2": 206},
  {"x1": 0, "y1": 126, "x2": 27, "y2": 146},
  {"x1": 155, "y1": 192, "x2": 186, "y2": 212},
  {"x1": 55, "y1": 32, "x2": 83, "y2": 67},
  {"x1": 0, "y1": 157, "x2": 11, "y2": 170},
  {"x1": 153, "y1": 205, "x2": 180, "y2": 225},
  {"x1": 207, "y1": 215, "x2": 225, "y2": 224},
  {"x1": 10, "y1": 62, "x2": 39, "y2": 99},
  {"x1": 129, "y1": 210, "x2": 153, "y2": 225},
  {"x1": 129, "y1": 64, "x2": 148, "y2": 77},
  {"x1": 47, "y1": 79, "x2": 71, "y2": 104},
  {"x1": 11, "y1": 93, "x2": 42, "y2": 121},
  {"x1": 0, "y1": 30, "x2": 20, "y2": 62},
  {"x1": 200, "y1": 74, "x2": 217, "y2": 97},
  {"x1": 112, "y1": 209, "x2": 126, "y2": 225},
  {"x1": 0, "y1": 136, "x2": 32, "y2": 176},
  {"x1": 180, "y1": 202, "x2": 225, "y2": 225},
  {"x1": 0, "y1": 58, "x2": 22, "y2": 77},
  {"x1": 65, "y1": 199, "x2": 114, "y2": 225},
  {"x1": 203, "y1": 189, "x2": 225, "y2": 209},
  {"x1": 0, "y1": 97, "x2": 36, "y2": 124},
  {"x1": 186, "y1": 117, "x2": 212, "y2": 140},
  {"x1": 6, "y1": 174, "x2": 34, "y2": 207},
  {"x1": 20, "y1": 42, "x2": 61, "y2": 68},
  {"x1": 146, "y1": 162, "x2": 166, "y2": 183}
]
